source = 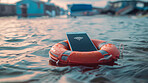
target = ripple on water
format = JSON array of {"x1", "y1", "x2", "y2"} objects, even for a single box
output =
[
  {"x1": 0, "y1": 44, "x2": 39, "y2": 50},
  {"x1": 111, "y1": 39, "x2": 132, "y2": 42},
  {"x1": 5, "y1": 38, "x2": 25, "y2": 42},
  {"x1": 134, "y1": 68, "x2": 148, "y2": 79}
]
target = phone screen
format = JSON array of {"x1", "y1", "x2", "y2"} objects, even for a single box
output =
[{"x1": 66, "y1": 32, "x2": 97, "y2": 51}]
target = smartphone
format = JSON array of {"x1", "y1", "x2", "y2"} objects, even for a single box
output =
[{"x1": 66, "y1": 32, "x2": 97, "y2": 51}]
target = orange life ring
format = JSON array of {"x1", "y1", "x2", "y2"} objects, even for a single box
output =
[{"x1": 49, "y1": 39, "x2": 120, "y2": 66}]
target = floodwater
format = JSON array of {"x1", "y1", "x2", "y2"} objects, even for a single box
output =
[{"x1": 0, "y1": 15, "x2": 148, "y2": 83}]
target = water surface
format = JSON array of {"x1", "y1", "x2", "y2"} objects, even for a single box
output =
[{"x1": 0, "y1": 16, "x2": 148, "y2": 83}]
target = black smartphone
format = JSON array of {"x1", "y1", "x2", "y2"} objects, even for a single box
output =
[{"x1": 66, "y1": 32, "x2": 97, "y2": 51}]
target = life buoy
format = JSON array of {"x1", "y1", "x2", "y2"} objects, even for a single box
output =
[{"x1": 49, "y1": 39, "x2": 120, "y2": 66}]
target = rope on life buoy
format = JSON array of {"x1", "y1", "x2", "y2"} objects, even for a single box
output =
[{"x1": 56, "y1": 60, "x2": 60, "y2": 66}]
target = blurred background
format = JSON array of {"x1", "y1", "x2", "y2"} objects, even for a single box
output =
[{"x1": 0, "y1": 0, "x2": 147, "y2": 17}]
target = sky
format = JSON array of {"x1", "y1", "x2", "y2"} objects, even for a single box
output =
[{"x1": 51, "y1": 0, "x2": 109, "y2": 9}]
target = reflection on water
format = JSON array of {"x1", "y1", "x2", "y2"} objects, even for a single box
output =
[{"x1": 0, "y1": 16, "x2": 148, "y2": 83}]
